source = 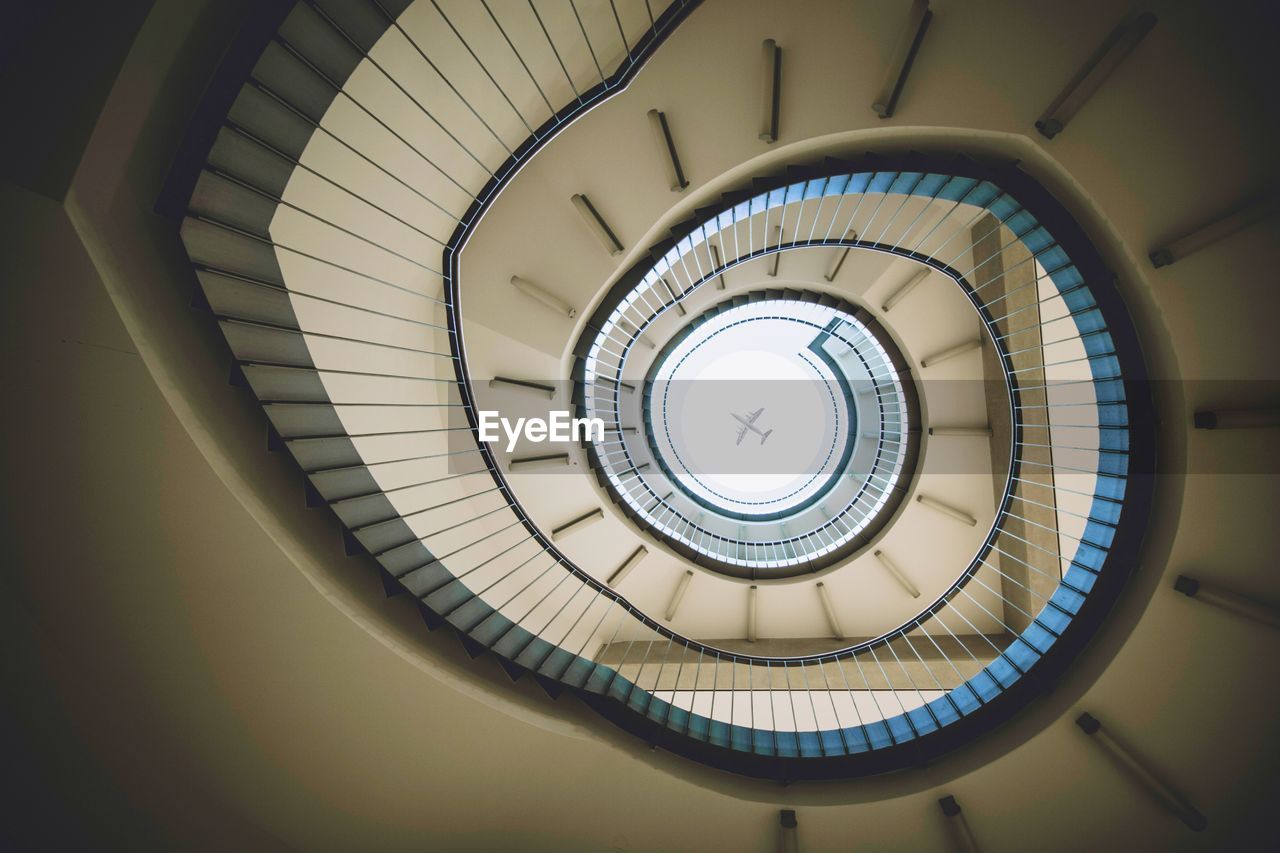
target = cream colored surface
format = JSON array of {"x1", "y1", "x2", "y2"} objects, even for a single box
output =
[{"x1": 3, "y1": 0, "x2": 1278, "y2": 849}]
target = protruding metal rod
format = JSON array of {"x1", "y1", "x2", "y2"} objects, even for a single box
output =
[
  {"x1": 872, "y1": 0, "x2": 932, "y2": 119},
  {"x1": 824, "y1": 230, "x2": 858, "y2": 281},
  {"x1": 596, "y1": 377, "x2": 637, "y2": 394},
  {"x1": 550, "y1": 507, "x2": 604, "y2": 541},
  {"x1": 607, "y1": 545, "x2": 647, "y2": 587},
  {"x1": 571, "y1": 193, "x2": 624, "y2": 255},
  {"x1": 778, "y1": 809, "x2": 798, "y2": 853},
  {"x1": 1035, "y1": 11, "x2": 1158, "y2": 139},
  {"x1": 711, "y1": 243, "x2": 727, "y2": 289},
  {"x1": 768, "y1": 228, "x2": 782, "y2": 277},
  {"x1": 747, "y1": 584, "x2": 759, "y2": 641},
  {"x1": 929, "y1": 426, "x2": 993, "y2": 437},
  {"x1": 1192, "y1": 408, "x2": 1280, "y2": 430},
  {"x1": 1174, "y1": 575, "x2": 1280, "y2": 630},
  {"x1": 1075, "y1": 712, "x2": 1208, "y2": 831},
  {"x1": 759, "y1": 39, "x2": 781, "y2": 142},
  {"x1": 816, "y1": 582, "x2": 845, "y2": 640},
  {"x1": 509, "y1": 453, "x2": 570, "y2": 470},
  {"x1": 874, "y1": 549, "x2": 920, "y2": 598},
  {"x1": 921, "y1": 339, "x2": 982, "y2": 368},
  {"x1": 938, "y1": 796, "x2": 981, "y2": 853},
  {"x1": 511, "y1": 275, "x2": 575, "y2": 318},
  {"x1": 881, "y1": 267, "x2": 930, "y2": 312},
  {"x1": 917, "y1": 494, "x2": 978, "y2": 526},
  {"x1": 646, "y1": 109, "x2": 688, "y2": 191},
  {"x1": 489, "y1": 376, "x2": 556, "y2": 399},
  {"x1": 665, "y1": 570, "x2": 694, "y2": 621},
  {"x1": 618, "y1": 319, "x2": 656, "y2": 349},
  {"x1": 1151, "y1": 194, "x2": 1279, "y2": 267}
]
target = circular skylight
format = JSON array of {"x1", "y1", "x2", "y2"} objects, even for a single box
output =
[
  {"x1": 647, "y1": 305, "x2": 852, "y2": 517},
  {"x1": 584, "y1": 290, "x2": 918, "y2": 579}
]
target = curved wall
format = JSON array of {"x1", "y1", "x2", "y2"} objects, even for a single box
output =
[{"x1": 2, "y1": 0, "x2": 1277, "y2": 848}]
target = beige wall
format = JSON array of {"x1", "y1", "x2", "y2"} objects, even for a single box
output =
[{"x1": 2, "y1": 0, "x2": 1279, "y2": 850}]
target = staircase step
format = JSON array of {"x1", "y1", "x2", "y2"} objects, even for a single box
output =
[
  {"x1": 513, "y1": 636, "x2": 556, "y2": 671},
  {"x1": 378, "y1": 568, "x2": 405, "y2": 598},
  {"x1": 467, "y1": 611, "x2": 516, "y2": 648},
  {"x1": 532, "y1": 674, "x2": 563, "y2": 700},
  {"x1": 496, "y1": 657, "x2": 526, "y2": 683},
  {"x1": 396, "y1": 559, "x2": 453, "y2": 598},
  {"x1": 444, "y1": 596, "x2": 495, "y2": 634},
  {"x1": 535, "y1": 647, "x2": 577, "y2": 681},
  {"x1": 417, "y1": 603, "x2": 444, "y2": 632},
  {"x1": 423, "y1": 578, "x2": 476, "y2": 615},
  {"x1": 457, "y1": 633, "x2": 487, "y2": 659},
  {"x1": 489, "y1": 624, "x2": 538, "y2": 661},
  {"x1": 341, "y1": 527, "x2": 365, "y2": 557}
]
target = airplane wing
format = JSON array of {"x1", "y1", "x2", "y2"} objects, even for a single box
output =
[
  {"x1": 747, "y1": 408, "x2": 763, "y2": 423},
  {"x1": 736, "y1": 425, "x2": 748, "y2": 446}
]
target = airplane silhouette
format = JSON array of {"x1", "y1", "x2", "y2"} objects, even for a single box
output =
[{"x1": 732, "y1": 408, "x2": 773, "y2": 446}]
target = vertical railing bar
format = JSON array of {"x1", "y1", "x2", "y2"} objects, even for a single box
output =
[
  {"x1": 888, "y1": 174, "x2": 951, "y2": 252},
  {"x1": 609, "y1": 0, "x2": 630, "y2": 54},
  {"x1": 377, "y1": 5, "x2": 516, "y2": 155},
  {"x1": 850, "y1": 178, "x2": 897, "y2": 246},
  {"x1": 864, "y1": 643, "x2": 918, "y2": 737},
  {"x1": 880, "y1": 634, "x2": 943, "y2": 730},
  {"x1": 247, "y1": 83, "x2": 463, "y2": 220},
  {"x1": 835, "y1": 175, "x2": 878, "y2": 242},
  {"x1": 463, "y1": 544, "x2": 551, "y2": 604},
  {"x1": 427, "y1": 0, "x2": 538, "y2": 135},
  {"x1": 910, "y1": 620, "x2": 980, "y2": 699},
  {"x1": 569, "y1": 0, "x2": 608, "y2": 85},
  {"x1": 479, "y1": 0, "x2": 556, "y2": 117},
  {"x1": 796, "y1": 661, "x2": 824, "y2": 755},
  {"x1": 848, "y1": 649, "x2": 894, "y2": 733},
  {"x1": 208, "y1": 168, "x2": 442, "y2": 272},
  {"x1": 815, "y1": 657, "x2": 851, "y2": 753},
  {"x1": 804, "y1": 176, "x2": 832, "y2": 244},
  {"x1": 870, "y1": 175, "x2": 925, "y2": 245},
  {"x1": 820, "y1": 183, "x2": 851, "y2": 243},
  {"x1": 221, "y1": 124, "x2": 453, "y2": 244},
  {"x1": 831, "y1": 647, "x2": 868, "y2": 740},
  {"x1": 527, "y1": 0, "x2": 582, "y2": 101},
  {"x1": 298, "y1": 4, "x2": 497, "y2": 174}
]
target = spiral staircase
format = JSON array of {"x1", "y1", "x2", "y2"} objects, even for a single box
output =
[
  {"x1": 4, "y1": 0, "x2": 1278, "y2": 848},
  {"x1": 163, "y1": 0, "x2": 1155, "y2": 779}
]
